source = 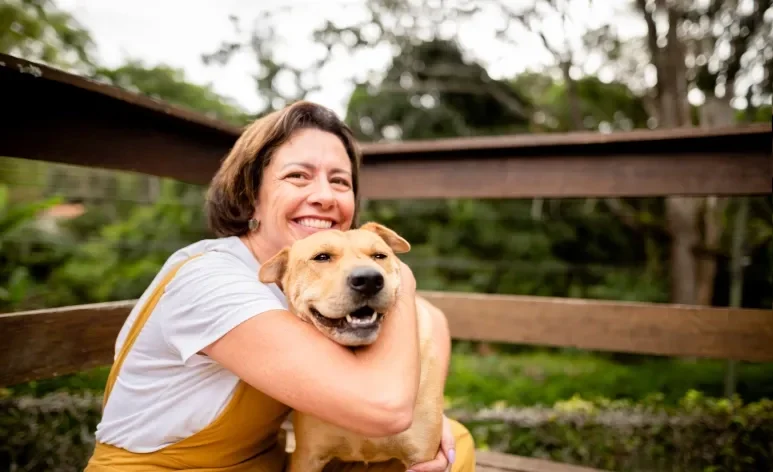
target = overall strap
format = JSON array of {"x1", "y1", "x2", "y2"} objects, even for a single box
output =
[{"x1": 102, "y1": 254, "x2": 203, "y2": 407}]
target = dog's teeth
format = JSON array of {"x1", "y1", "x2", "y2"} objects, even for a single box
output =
[{"x1": 345, "y1": 311, "x2": 378, "y2": 326}]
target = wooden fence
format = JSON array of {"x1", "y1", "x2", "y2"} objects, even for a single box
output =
[{"x1": 1, "y1": 52, "x2": 772, "y2": 471}]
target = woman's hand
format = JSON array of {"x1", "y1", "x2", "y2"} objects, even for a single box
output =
[{"x1": 406, "y1": 415, "x2": 456, "y2": 472}]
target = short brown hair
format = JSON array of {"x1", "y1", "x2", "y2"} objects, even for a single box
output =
[{"x1": 206, "y1": 101, "x2": 362, "y2": 237}]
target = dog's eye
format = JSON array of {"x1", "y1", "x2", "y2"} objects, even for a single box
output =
[
  {"x1": 372, "y1": 253, "x2": 387, "y2": 260},
  {"x1": 312, "y1": 253, "x2": 331, "y2": 262}
]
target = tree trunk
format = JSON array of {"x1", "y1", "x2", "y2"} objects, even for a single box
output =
[
  {"x1": 725, "y1": 197, "x2": 749, "y2": 397},
  {"x1": 665, "y1": 196, "x2": 700, "y2": 304},
  {"x1": 653, "y1": 0, "x2": 708, "y2": 306},
  {"x1": 696, "y1": 196, "x2": 727, "y2": 305},
  {"x1": 561, "y1": 61, "x2": 584, "y2": 130},
  {"x1": 695, "y1": 95, "x2": 735, "y2": 305}
]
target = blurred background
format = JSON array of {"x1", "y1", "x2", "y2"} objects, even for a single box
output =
[{"x1": 1, "y1": 0, "x2": 771, "y2": 471}]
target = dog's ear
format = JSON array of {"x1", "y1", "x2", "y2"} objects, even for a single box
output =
[
  {"x1": 259, "y1": 247, "x2": 290, "y2": 289},
  {"x1": 358, "y1": 222, "x2": 411, "y2": 253}
]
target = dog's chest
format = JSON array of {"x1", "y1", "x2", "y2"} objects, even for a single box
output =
[
  {"x1": 310, "y1": 426, "x2": 419, "y2": 462},
  {"x1": 294, "y1": 413, "x2": 434, "y2": 466},
  {"x1": 345, "y1": 436, "x2": 418, "y2": 463}
]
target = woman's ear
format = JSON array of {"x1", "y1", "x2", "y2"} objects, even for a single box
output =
[
  {"x1": 258, "y1": 247, "x2": 289, "y2": 290},
  {"x1": 358, "y1": 222, "x2": 411, "y2": 253}
]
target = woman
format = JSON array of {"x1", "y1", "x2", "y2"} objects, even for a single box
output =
[{"x1": 85, "y1": 100, "x2": 475, "y2": 472}]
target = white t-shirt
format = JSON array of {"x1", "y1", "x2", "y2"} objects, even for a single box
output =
[{"x1": 94, "y1": 236, "x2": 288, "y2": 452}]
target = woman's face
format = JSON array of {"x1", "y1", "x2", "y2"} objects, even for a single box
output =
[{"x1": 252, "y1": 127, "x2": 356, "y2": 259}]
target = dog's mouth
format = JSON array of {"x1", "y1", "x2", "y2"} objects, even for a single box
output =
[{"x1": 309, "y1": 305, "x2": 384, "y2": 330}]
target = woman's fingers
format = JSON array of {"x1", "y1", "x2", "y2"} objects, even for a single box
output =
[{"x1": 407, "y1": 449, "x2": 449, "y2": 472}]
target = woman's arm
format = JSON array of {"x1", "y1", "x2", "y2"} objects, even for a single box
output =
[
  {"x1": 407, "y1": 297, "x2": 456, "y2": 472},
  {"x1": 201, "y1": 261, "x2": 421, "y2": 437},
  {"x1": 418, "y1": 296, "x2": 452, "y2": 381}
]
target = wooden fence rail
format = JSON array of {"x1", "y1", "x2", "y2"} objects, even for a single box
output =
[
  {"x1": 1, "y1": 53, "x2": 770, "y2": 199},
  {"x1": 2, "y1": 293, "x2": 772, "y2": 388}
]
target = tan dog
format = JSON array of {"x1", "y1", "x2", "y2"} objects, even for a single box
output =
[{"x1": 259, "y1": 222, "x2": 444, "y2": 471}]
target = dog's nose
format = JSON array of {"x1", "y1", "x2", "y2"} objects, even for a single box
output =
[{"x1": 347, "y1": 267, "x2": 384, "y2": 297}]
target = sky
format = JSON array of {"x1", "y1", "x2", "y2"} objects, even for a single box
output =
[{"x1": 56, "y1": 0, "x2": 647, "y2": 117}]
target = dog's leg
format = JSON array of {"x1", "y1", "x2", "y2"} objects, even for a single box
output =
[{"x1": 288, "y1": 448, "x2": 328, "y2": 472}]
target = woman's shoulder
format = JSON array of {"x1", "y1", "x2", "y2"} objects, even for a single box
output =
[
  {"x1": 170, "y1": 236, "x2": 257, "y2": 271},
  {"x1": 149, "y1": 236, "x2": 288, "y2": 314},
  {"x1": 153, "y1": 237, "x2": 289, "y2": 364}
]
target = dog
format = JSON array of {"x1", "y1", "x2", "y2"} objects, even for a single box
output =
[{"x1": 258, "y1": 222, "x2": 445, "y2": 471}]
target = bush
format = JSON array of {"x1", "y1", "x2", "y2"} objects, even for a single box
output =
[
  {"x1": 0, "y1": 392, "x2": 101, "y2": 472},
  {"x1": 2, "y1": 390, "x2": 771, "y2": 472},
  {"x1": 450, "y1": 391, "x2": 773, "y2": 472}
]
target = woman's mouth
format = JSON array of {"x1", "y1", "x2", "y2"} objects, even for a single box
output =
[{"x1": 293, "y1": 217, "x2": 335, "y2": 230}]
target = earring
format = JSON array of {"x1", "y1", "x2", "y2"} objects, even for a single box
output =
[{"x1": 248, "y1": 218, "x2": 260, "y2": 231}]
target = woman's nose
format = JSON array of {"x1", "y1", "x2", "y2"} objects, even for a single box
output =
[{"x1": 307, "y1": 179, "x2": 335, "y2": 208}]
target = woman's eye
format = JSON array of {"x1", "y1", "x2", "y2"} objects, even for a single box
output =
[
  {"x1": 286, "y1": 172, "x2": 306, "y2": 179},
  {"x1": 312, "y1": 253, "x2": 331, "y2": 262},
  {"x1": 331, "y1": 177, "x2": 351, "y2": 188}
]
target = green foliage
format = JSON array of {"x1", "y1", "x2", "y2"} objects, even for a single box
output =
[
  {"x1": 736, "y1": 104, "x2": 773, "y2": 124},
  {"x1": 0, "y1": 184, "x2": 65, "y2": 311},
  {"x1": 0, "y1": 0, "x2": 94, "y2": 72},
  {"x1": 444, "y1": 351, "x2": 773, "y2": 409},
  {"x1": 361, "y1": 198, "x2": 672, "y2": 303},
  {"x1": 510, "y1": 72, "x2": 651, "y2": 132},
  {"x1": 8, "y1": 367, "x2": 110, "y2": 397},
  {"x1": 347, "y1": 64, "x2": 687, "y2": 306},
  {"x1": 50, "y1": 182, "x2": 210, "y2": 304},
  {"x1": 460, "y1": 391, "x2": 773, "y2": 472},
  {"x1": 93, "y1": 61, "x2": 252, "y2": 126},
  {"x1": 0, "y1": 392, "x2": 101, "y2": 472},
  {"x1": 345, "y1": 38, "x2": 530, "y2": 141}
]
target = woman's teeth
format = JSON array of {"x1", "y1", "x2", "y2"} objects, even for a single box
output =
[{"x1": 296, "y1": 218, "x2": 333, "y2": 229}]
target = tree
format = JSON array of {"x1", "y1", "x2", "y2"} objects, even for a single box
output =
[
  {"x1": 201, "y1": 0, "x2": 524, "y2": 119},
  {"x1": 499, "y1": 0, "x2": 772, "y2": 307},
  {"x1": 94, "y1": 61, "x2": 252, "y2": 127},
  {"x1": 0, "y1": 0, "x2": 95, "y2": 73},
  {"x1": 510, "y1": 72, "x2": 651, "y2": 133},
  {"x1": 626, "y1": 0, "x2": 771, "y2": 306},
  {"x1": 346, "y1": 38, "x2": 531, "y2": 141},
  {"x1": 0, "y1": 0, "x2": 96, "y2": 199}
]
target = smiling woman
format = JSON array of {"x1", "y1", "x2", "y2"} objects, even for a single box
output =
[{"x1": 84, "y1": 100, "x2": 475, "y2": 472}]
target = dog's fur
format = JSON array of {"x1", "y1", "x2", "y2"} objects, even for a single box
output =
[{"x1": 259, "y1": 222, "x2": 444, "y2": 471}]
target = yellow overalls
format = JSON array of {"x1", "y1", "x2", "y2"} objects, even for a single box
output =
[{"x1": 85, "y1": 255, "x2": 475, "y2": 471}]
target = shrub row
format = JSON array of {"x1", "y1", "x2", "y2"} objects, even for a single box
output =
[
  {"x1": 1, "y1": 392, "x2": 101, "y2": 472},
  {"x1": 1, "y1": 390, "x2": 771, "y2": 472},
  {"x1": 450, "y1": 391, "x2": 773, "y2": 472}
]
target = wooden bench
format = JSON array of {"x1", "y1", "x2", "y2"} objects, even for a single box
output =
[
  {"x1": 1, "y1": 53, "x2": 772, "y2": 471},
  {"x1": 474, "y1": 451, "x2": 607, "y2": 472}
]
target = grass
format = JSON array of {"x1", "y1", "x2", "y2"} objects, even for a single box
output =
[{"x1": 444, "y1": 349, "x2": 773, "y2": 409}]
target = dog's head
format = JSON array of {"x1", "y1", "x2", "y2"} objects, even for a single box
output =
[{"x1": 258, "y1": 222, "x2": 411, "y2": 346}]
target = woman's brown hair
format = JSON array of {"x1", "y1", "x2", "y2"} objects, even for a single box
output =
[{"x1": 206, "y1": 100, "x2": 362, "y2": 237}]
